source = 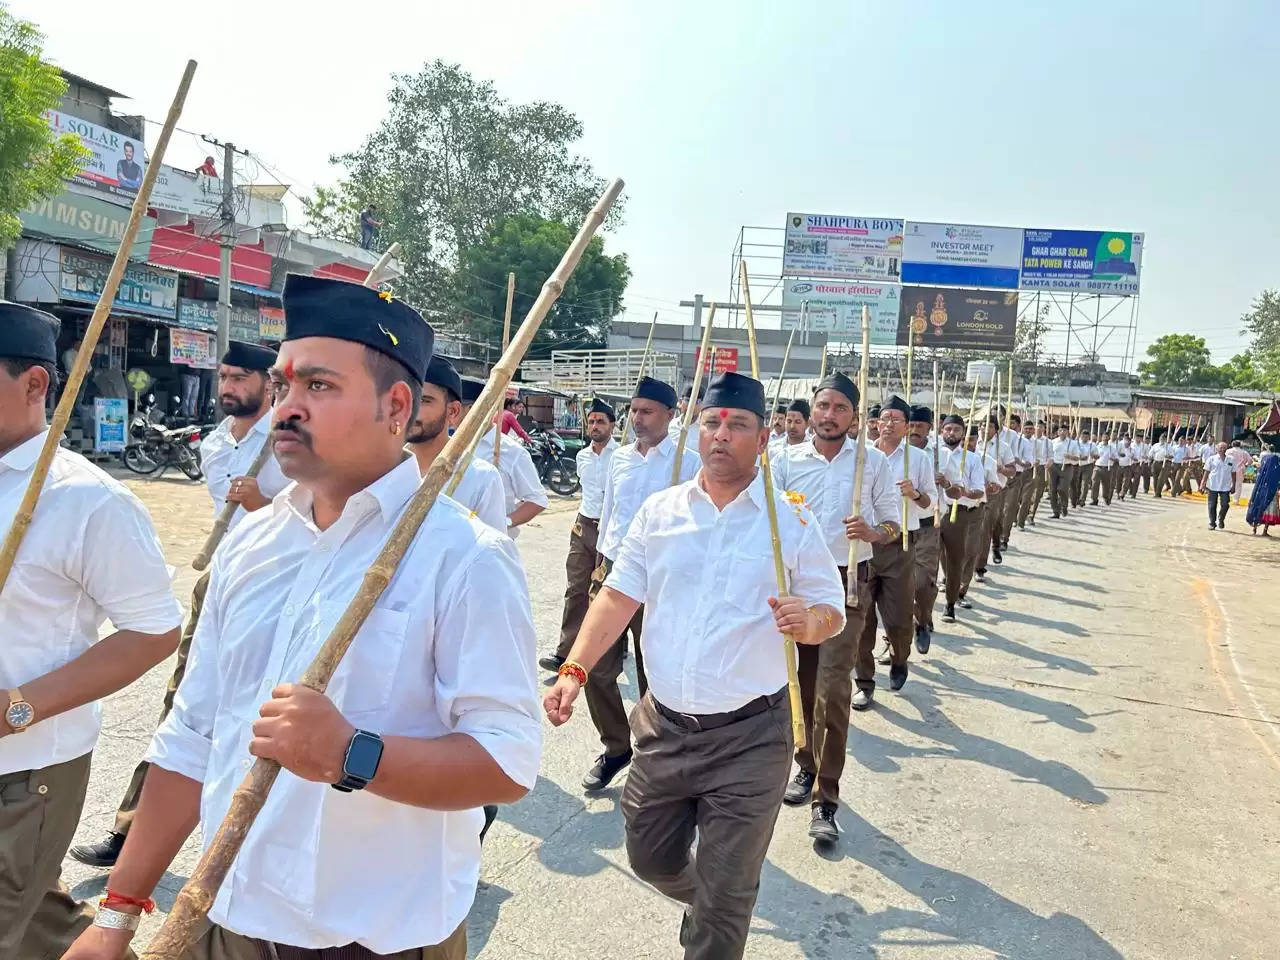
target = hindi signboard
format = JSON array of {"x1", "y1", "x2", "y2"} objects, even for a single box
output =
[
  {"x1": 258, "y1": 306, "x2": 285, "y2": 341},
  {"x1": 898, "y1": 285, "x2": 1018, "y2": 352},
  {"x1": 59, "y1": 248, "x2": 177, "y2": 320},
  {"x1": 783, "y1": 213, "x2": 903, "y2": 280},
  {"x1": 695, "y1": 346, "x2": 739, "y2": 374},
  {"x1": 177, "y1": 298, "x2": 218, "y2": 333},
  {"x1": 1020, "y1": 229, "x2": 1143, "y2": 295},
  {"x1": 170, "y1": 329, "x2": 217, "y2": 369},
  {"x1": 45, "y1": 109, "x2": 145, "y2": 201},
  {"x1": 901, "y1": 221, "x2": 1023, "y2": 289},
  {"x1": 781, "y1": 279, "x2": 900, "y2": 344},
  {"x1": 150, "y1": 165, "x2": 224, "y2": 217}
]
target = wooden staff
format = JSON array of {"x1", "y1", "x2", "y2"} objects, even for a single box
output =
[
  {"x1": 737, "y1": 260, "x2": 805, "y2": 749},
  {"x1": 620, "y1": 311, "x2": 658, "y2": 444},
  {"x1": 141, "y1": 178, "x2": 624, "y2": 959},
  {"x1": 671, "y1": 304, "x2": 717, "y2": 484},
  {"x1": 846, "y1": 306, "x2": 871, "y2": 608},
  {"x1": 951, "y1": 376, "x2": 983, "y2": 522},
  {"x1": 492, "y1": 272, "x2": 516, "y2": 468},
  {"x1": 900, "y1": 337, "x2": 915, "y2": 550},
  {"x1": 0, "y1": 61, "x2": 197, "y2": 599},
  {"x1": 193, "y1": 246, "x2": 398, "y2": 571},
  {"x1": 445, "y1": 387, "x2": 506, "y2": 497},
  {"x1": 980, "y1": 370, "x2": 998, "y2": 464},
  {"x1": 932, "y1": 359, "x2": 941, "y2": 524}
]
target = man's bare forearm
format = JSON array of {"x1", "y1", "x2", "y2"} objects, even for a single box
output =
[
  {"x1": 108, "y1": 766, "x2": 202, "y2": 903},
  {"x1": 567, "y1": 586, "x2": 640, "y2": 672},
  {"x1": 509, "y1": 501, "x2": 544, "y2": 528},
  {"x1": 368, "y1": 732, "x2": 527, "y2": 808}
]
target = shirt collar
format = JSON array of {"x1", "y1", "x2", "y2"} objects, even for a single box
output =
[
  {"x1": 277, "y1": 454, "x2": 422, "y2": 527},
  {"x1": 0, "y1": 428, "x2": 51, "y2": 473},
  {"x1": 688, "y1": 468, "x2": 767, "y2": 511}
]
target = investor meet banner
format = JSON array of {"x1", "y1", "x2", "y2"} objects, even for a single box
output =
[
  {"x1": 782, "y1": 213, "x2": 903, "y2": 281},
  {"x1": 1020, "y1": 229, "x2": 1143, "y2": 295},
  {"x1": 897, "y1": 285, "x2": 1018, "y2": 352},
  {"x1": 781, "y1": 279, "x2": 900, "y2": 344},
  {"x1": 901, "y1": 221, "x2": 1024, "y2": 289}
]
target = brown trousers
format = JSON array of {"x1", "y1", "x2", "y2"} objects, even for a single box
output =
[
  {"x1": 1018, "y1": 465, "x2": 1041, "y2": 525},
  {"x1": 586, "y1": 557, "x2": 646, "y2": 757},
  {"x1": 1090, "y1": 465, "x2": 1115, "y2": 505},
  {"x1": 555, "y1": 514, "x2": 600, "y2": 659},
  {"x1": 960, "y1": 504, "x2": 986, "y2": 593},
  {"x1": 181, "y1": 920, "x2": 465, "y2": 960},
  {"x1": 115, "y1": 570, "x2": 209, "y2": 835},
  {"x1": 796, "y1": 563, "x2": 868, "y2": 808},
  {"x1": 999, "y1": 472, "x2": 1024, "y2": 541},
  {"x1": 1051, "y1": 463, "x2": 1073, "y2": 516},
  {"x1": 1114, "y1": 464, "x2": 1131, "y2": 499},
  {"x1": 981, "y1": 489, "x2": 1005, "y2": 565},
  {"x1": 855, "y1": 537, "x2": 914, "y2": 692},
  {"x1": 1139, "y1": 461, "x2": 1152, "y2": 493},
  {"x1": 622, "y1": 691, "x2": 791, "y2": 960},
  {"x1": 1130, "y1": 463, "x2": 1145, "y2": 497},
  {"x1": 0, "y1": 753, "x2": 96, "y2": 959},
  {"x1": 1072, "y1": 464, "x2": 1092, "y2": 507},
  {"x1": 939, "y1": 503, "x2": 976, "y2": 605},
  {"x1": 911, "y1": 523, "x2": 941, "y2": 631}
]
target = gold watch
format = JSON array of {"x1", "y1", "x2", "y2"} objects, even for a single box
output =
[{"x1": 5, "y1": 689, "x2": 36, "y2": 733}]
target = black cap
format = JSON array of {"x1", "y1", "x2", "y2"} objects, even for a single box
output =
[
  {"x1": 774, "y1": 403, "x2": 788, "y2": 416},
  {"x1": 703, "y1": 371, "x2": 766, "y2": 418},
  {"x1": 787, "y1": 398, "x2": 811, "y2": 418},
  {"x1": 282, "y1": 274, "x2": 433, "y2": 381},
  {"x1": 882, "y1": 395, "x2": 911, "y2": 418},
  {"x1": 588, "y1": 397, "x2": 616, "y2": 422},
  {"x1": 909, "y1": 405, "x2": 933, "y2": 425},
  {"x1": 868, "y1": 403, "x2": 882, "y2": 418},
  {"x1": 221, "y1": 341, "x2": 277, "y2": 372},
  {"x1": 942, "y1": 413, "x2": 965, "y2": 426},
  {"x1": 459, "y1": 378, "x2": 484, "y2": 404},
  {"x1": 423, "y1": 354, "x2": 462, "y2": 402},
  {"x1": 814, "y1": 372, "x2": 858, "y2": 408},
  {"x1": 967, "y1": 424, "x2": 982, "y2": 437},
  {"x1": 681, "y1": 382, "x2": 706, "y2": 402},
  {"x1": 634, "y1": 375, "x2": 677, "y2": 409},
  {"x1": 0, "y1": 301, "x2": 59, "y2": 365}
]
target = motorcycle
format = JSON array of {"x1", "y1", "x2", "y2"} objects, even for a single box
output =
[
  {"x1": 527, "y1": 428, "x2": 580, "y2": 496},
  {"x1": 122, "y1": 395, "x2": 205, "y2": 480}
]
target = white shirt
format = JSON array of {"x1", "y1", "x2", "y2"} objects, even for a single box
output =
[
  {"x1": 475, "y1": 431, "x2": 550, "y2": 539},
  {"x1": 1, "y1": 431, "x2": 182, "y2": 775},
  {"x1": 1050, "y1": 436, "x2": 1071, "y2": 465},
  {"x1": 1204, "y1": 453, "x2": 1234, "y2": 492},
  {"x1": 447, "y1": 456, "x2": 507, "y2": 533},
  {"x1": 597, "y1": 435, "x2": 701, "y2": 561},
  {"x1": 666, "y1": 419, "x2": 699, "y2": 454},
  {"x1": 146, "y1": 456, "x2": 541, "y2": 952},
  {"x1": 983, "y1": 436, "x2": 1012, "y2": 488},
  {"x1": 1151, "y1": 442, "x2": 1169, "y2": 461},
  {"x1": 1115, "y1": 442, "x2": 1131, "y2": 467},
  {"x1": 878, "y1": 439, "x2": 939, "y2": 531},
  {"x1": 576, "y1": 438, "x2": 618, "y2": 520},
  {"x1": 1173, "y1": 444, "x2": 1188, "y2": 464},
  {"x1": 1200, "y1": 443, "x2": 1214, "y2": 465},
  {"x1": 1225, "y1": 447, "x2": 1250, "y2": 471},
  {"x1": 1034, "y1": 434, "x2": 1052, "y2": 465},
  {"x1": 775, "y1": 437, "x2": 897, "y2": 565},
  {"x1": 1094, "y1": 442, "x2": 1114, "y2": 467},
  {"x1": 999, "y1": 427, "x2": 1023, "y2": 470},
  {"x1": 200, "y1": 412, "x2": 290, "y2": 532},
  {"x1": 938, "y1": 442, "x2": 991, "y2": 509},
  {"x1": 605, "y1": 471, "x2": 845, "y2": 715}
]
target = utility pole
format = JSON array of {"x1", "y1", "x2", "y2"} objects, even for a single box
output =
[{"x1": 217, "y1": 141, "x2": 235, "y2": 359}]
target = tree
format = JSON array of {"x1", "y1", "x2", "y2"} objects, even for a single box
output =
[
  {"x1": 1137, "y1": 333, "x2": 1221, "y2": 387},
  {"x1": 0, "y1": 6, "x2": 88, "y2": 248},
  {"x1": 456, "y1": 214, "x2": 629, "y2": 359},
  {"x1": 1241, "y1": 289, "x2": 1280, "y2": 353}
]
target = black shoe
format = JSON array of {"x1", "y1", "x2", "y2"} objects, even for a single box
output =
[
  {"x1": 942, "y1": 603, "x2": 956, "y2": 623},
  {"x1": 975, "y1": 570, "x2": 987, "y2": 582},
  {"x1": 1209, "y1": 523, "x2": 1216, "y2": 530},
  {"x1": 783, "y1": 769, "x2": 815, "y2": 806},
  {"x1": 69, "y1": 831, "x2": 125, "y2": 868},
  {"x1": 479, "y1": 804, "x2": 499, "y2": 843},
  {"x1": 915, "y1": 624, "x2": 931, "y2": 654},
  {"x1": 1001, "y1": 540, "x2": 1010, "y2": 550},
  {"x1": 582, "y1": 750, "x2": 632, "y2": 791},
  {"x1": 808, "y1": 804, "x2": 839, "y2": 843},
  {"x1": 959, "y1": 597, "x2": 973, "y2": 609},
  {"x1": 538, "y1": 653, "x2": 565, "y2": 673},
  {"x1": 889, "y1": 664, "x2": 908, "y2": 691},
  {"x1": 992, "y1": 548, "x2": 1003, "y2": 565}
]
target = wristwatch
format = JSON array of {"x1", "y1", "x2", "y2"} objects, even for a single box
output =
[
  {"x1": 5, "y1": 689, "x2": 35, "y2": 733},
  {"x1": 332, "y1": 729, "x2": 384, "y2": 792}
]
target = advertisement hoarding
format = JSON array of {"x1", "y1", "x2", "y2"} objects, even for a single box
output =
[
  {"x1": 694, "y1": 346, "x2": 739, "y2": 374},
  {"x1": 258, "y1": 306, "x2": 285, "y2": 341},
  {"x1": 1020, "y1": 229, "x2": 1143, "y2": 295},
  {"x1": 898, "y1": 285, "x2": 1018, "y2": 352},
  {"x1": 782, "y1": 213, "x2": 903, "y2": 280},
  {"x1": 59, "y1": 248, "x2": 177, "y2": 319},
  {"x1": 177, "y1": 298, "x2": 218, "y2": 332},
  {"x1": 150, "y1": 165, "x2": 224, "y2": 217},
  {"x1": 781, "y1": 279, "x2": 900, "y2": 344},
  {"x1": 19, "y1": 188, "x2": 154, "y2": 261},
  {"x1": 45, "y1": 109, "x2": 145, "y2": 201},
  {"x1": 170, "y1": 329, "x2": 217, "y2": 368},
  {"x1": 901, "y1": 221, "x2": 1023, "y2": 289}
]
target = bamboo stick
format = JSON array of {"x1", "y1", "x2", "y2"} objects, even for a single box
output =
[
  {"x1": 932, "y1": 359, "x2": 941, "y2": 524},
  {"x1": 0, "y1": 60, "x2": 197, "y2": 600},
  {"x1": 845, "y1": 306, "x2": 871, "y2": 607},
  {"x1": 141, "y1": 178, "x2": 625, "y2": 959},
  {"x1": 620, "y1": 312, "x2": 658, "y2": 444},
  {"x1": 737, "y1": 260, "x2": 805, "y2": 750},
  {"x1": 951, "y1": 376, "x2": 983, "y2": 522},
  {"x1": 363, "y1": 242, "x2": 402, "y2": 288},
  {"x1": 444, "y1": 390, "x2": 505, "y2": 497},
  {"x1": 492, "y1": 272, "x2": 516, "y2": 468},
  {"x1": 900, "y1": 337, "x2": 914, "y2": 550},
  {"x1": 671, "y1": 304, "x2": 717, "y2": 484}
]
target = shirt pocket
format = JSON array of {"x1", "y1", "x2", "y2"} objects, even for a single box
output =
[
  {"x1": 724, "y1": 547, "x2": 775, "y2": 619},
  {"x1": 318, "y1": 601, "x2": 409, "y2": 721}
]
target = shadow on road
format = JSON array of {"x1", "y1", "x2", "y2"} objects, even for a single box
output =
[
  {"x1": 933, "y1": 621, "x2": 1098, "y2": 676},
  {"x1": 913, "y1": 661, "x2": 1098, "y2": 733}
]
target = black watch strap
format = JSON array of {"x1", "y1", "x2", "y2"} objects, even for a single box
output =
[{"x1": 332, "y1": 729, "x2": 383, "y2": 793}]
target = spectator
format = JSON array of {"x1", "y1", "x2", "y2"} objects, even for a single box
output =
[
  {"x1": 196, "y1": 155, "x2": 218, "y2": 178},
  {"x1": 359, "y1": 204, "x2": 382, "y2": 249},
  {"x1": 1203, "y1": 441, "x2": 1234, "y2": 530},
  {"x1": 497, "y1": 396, "x2": 533, "y2": 443}
]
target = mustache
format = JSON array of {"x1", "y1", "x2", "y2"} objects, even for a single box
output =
[{"x1": 272, "y1": 419, "x2": 314, "y2": 450}]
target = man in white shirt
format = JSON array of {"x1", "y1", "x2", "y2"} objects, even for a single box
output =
[
  {"x1": 1171, "y1": 433, "x2": 1191, "y2": 496},
  {"x1": 582, "y1": 376, "x2": 700, "y2": 792},
  {"x1": 1050, "y1": 423, "x2": 1075, "y2": 518},
  {"x1": 545, "y1": 371, "x2": 845, "y2": 958},
  {"x1": 0, "y1": 303, "x2": 182, "y2": 957},
  {"x1": 543, "y1": 398, "x2": 618, "y2": 673},
  {"x1": 1152, "y1": 431, "x2": 1173, "y2": 497},
  {"x1": 67, "y1": 275, "x2": 541, "y2": 960},
  {"x1": 1225, "y1": 439, "x2": 1251, "y2": 499},
  {"x1": 1025, "y1": 419, "x2": 1051, "y2": 524},
  {"x1": 1113, "y1": 433, "x2": 1131, "y2": 501},
  {"x1": 975, "y1": 416, "x2": 1015, "y2": 572},
  {"x1": 906, "y1": 406, "x2": 944, "y2": 650},
  {"x1": 462, "y1": 380, "x2": 550, "y2": 537},
  {"x1": 73, "y1": 341, "x2": 290, "y2": 870},
  {"x1": 774, "y1": 372, "x2": 897, "y2": 841},
  {"x1": 1204, "y1": 442, "x2": 1235, "y2": 529},
  {"x1": 1136, "y1": 435, "x2": 1153, "y2": 495},
  {"x1": 960, "y1": 425, "x2": 1003, "y2": 596},
  {"x1": 860, "y1": 395, "x2": 937, "y2": 701},
  {"x1": 996, "y1": 411, "x2": 1026, "y2": 549},
  {"x1": 1072, "y1": 429, "x2": 1094, "y2": 508},
  {"x1": 768, "y1": 403, "x2": 787, "y2": 448},
  {"x1": 1015, "y1": 419, "x2": 1039, "y2": 528},
  {"x1": 406, "y1": 355, "x2": 506, "y2": 532},
  {"x1": 784, "y1": 398, "x2": 811, "y2": 446},
  {"x1": 1090, "y1": 430, "x2": 1115, "y2": 506},
  {"x1": 668, "y1": 382, "x2": 702, "y2": 452},
  {"x1": 935, "y1": 414, "x2": 989, "y2": 623},
  {"x1": 1189, "y1": 436, "x2": 1208, "y2": 492}
]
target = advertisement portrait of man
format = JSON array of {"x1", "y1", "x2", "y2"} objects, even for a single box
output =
[{"x1": 116, "y1": 140, "x2": 143, "y2": 189}]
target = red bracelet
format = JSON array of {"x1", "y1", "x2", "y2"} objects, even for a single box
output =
[
  {"x1": 102, "y1": 889, "x2": 155, "y2": 914},
  {"x1": 558, "y1": 661, "x2": 587, "y2": 686}
]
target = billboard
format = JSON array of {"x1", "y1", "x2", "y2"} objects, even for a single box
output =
[
  {"x1": 94, "y1": 398, "x2": 128, "y2": 452},
  {"x1": 781, "y1": 279, "x2": 900, "y2": 344},
  {"x1": 150, "y1": 165, "x2": 224, "y2": 217},
  {"x1": 59, "y1": 248, "x2": 177, "y2": 319},
  {"x1": 1020, "y1": 229, "x2": 1143, "y2": 295},
  {"x1": 45, "y1": 109, "x2": 145, "y2": 201},
  {"x1": 170, "y1": 329, "x2": 217, "y2": 368},
  {"x1": 177, "y1": 298, "x2": 219, "y2": 333},
  {"x1": 901, "y1": 221, "x2": 1023, "y2": 289},
  {"x1": 782, "y1": 213, "x2": 903, "y2": 280},
  {"x1": 19, "y1": 188, "x2": 154, "y2": 261},
  {"x1": 898, "y1": 285, "x2": 1018, "y2": 352},
  {"x1": 695, "y1": 346, "x2": 738, "y2": 373}
]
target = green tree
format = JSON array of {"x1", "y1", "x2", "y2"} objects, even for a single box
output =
[
  {"x1": 0, "y1": 6, "x2": 88, "y2": 248},
  {"x1": 1241, "y1": 289, "x2": 1280, "y2": 353},
  {"x1": 457, "y1": 214, "x2": 629, "y2": 358},
  {"x1": 1137, "y1": 333, "x2": 1221, "y2": 387}
]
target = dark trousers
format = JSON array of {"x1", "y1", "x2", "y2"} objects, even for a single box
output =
[
  {"x1": 115, "y1": 569, "x2": 209, "y2": 835},
  {"x1": 622, "y1": 691, "x2": 791, "y2": 960},
  {"x1": 960, "y1": 504, "x2": 986, "y2": 593},
  {"x1": 182, "y1": 920, "x2": 466, "y2": 960},
  {"x1": 1130, "y1": 464, "x2": 1144, "y2": 497},
  {"x1": 1091, "y1": 465, "x2": 1115, "y2": 505},
  {"x1": 999, "y1": 472, "x2": 1024, "y2": 541},
  {"x1": 855, "y1": 537, "x2": 914, "y2": 692},
  {"x1": 1051, "y1": 463, "x2": 1073, "y2": 516},
  {"x1": 797, "y1": 564, "x2": 868, "y2": 808},
  {"x1": 1154, "y1": 461, "x2": 1170, "y2": 496},
  {"x1": 912, "y1": 523, "x2": 941, "y2": 631},
  {"x1": 585, "y1": 557, "x2": 646, "y2": 756},
  {"x1": 1017, "y1": 466, "x2": 1040, "y2": 525},
  {"x1": 940, "y1": 503, "x2": 975, "y2": 605},
  {"x1": 1141, "y1": 461, "x2": 1152, "y2": 493},
  {"x1": 1208, "y1": 490, "x2": 1231, "y2": 526},
  {"x1": 984, "y1": 489, "x2": 1005, "y2": 562},
  {"x1": 555, "y1": 514, "x2": 600, "y2": 659},
  {"x1": 1072, "y1": 464, "x2": 1091, "y2": 507}
]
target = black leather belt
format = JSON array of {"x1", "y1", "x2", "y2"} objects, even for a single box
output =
[
  {"x1": 918, "y1": 516, "x2": 935, "y2": 528},
  {"x1": 651, "y1": 686, "x2": 786, "y2": 733}
]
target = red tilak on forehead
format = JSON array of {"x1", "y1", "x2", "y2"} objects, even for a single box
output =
[
  {"x1": 282, "y1": 359, "x2": 295, "y2": 381},
  {"x1": 719, "y1": 409, "x2": 730, "y2": 420}
]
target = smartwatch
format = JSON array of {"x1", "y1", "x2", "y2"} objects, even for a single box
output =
[{"x1": 332, "y1": 729, "x2": 383, "y2": 793}]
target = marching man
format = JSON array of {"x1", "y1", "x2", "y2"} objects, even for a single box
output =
[
  {"x1": 544, "y1": 371, "x2": 845, "y2": 959},
  {"x1": 63, "y1": 276, "x2": 542, "y2": 960}
]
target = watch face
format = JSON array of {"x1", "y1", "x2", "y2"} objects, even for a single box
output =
[
  {"x1": 345, "y1": 732, "x2": 383, "y2": 780},
  {"x1": 6, "y1": 702, "x2": 34, "y2": 729}
]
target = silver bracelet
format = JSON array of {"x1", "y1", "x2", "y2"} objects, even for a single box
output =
[{"x1": 93, "y1": 906, "x2": 141, "y2": 934}]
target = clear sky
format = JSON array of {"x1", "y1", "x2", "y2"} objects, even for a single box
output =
[{"x1": 19, "y1": 0, "x2": 1277, "y2": 369}]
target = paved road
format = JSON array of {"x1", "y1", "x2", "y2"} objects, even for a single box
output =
[{"x1": 60, "y1": 476, "x2": 1279, "y2": 959}]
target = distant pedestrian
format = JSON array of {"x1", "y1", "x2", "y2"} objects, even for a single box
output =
[
  {"x1": 1203, "y1": 441, "x2": 1234, "y2": 530},
  {"x1": 359, "y1": 204, "x2": 382, "y2": 249},
  {"x1": 196, "y1": 155, "x2": 218, "y2": 178}
]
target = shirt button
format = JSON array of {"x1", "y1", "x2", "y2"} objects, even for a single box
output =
[
  {"x1": 37, "y1": 784, "x2": 49, "y2": 795},
  {"x1": 284, "y1": 604, "x2": 295, "y2": 616},
  {"x1": 319, "y1": 543, "x2": 331, "y2": 553}
]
